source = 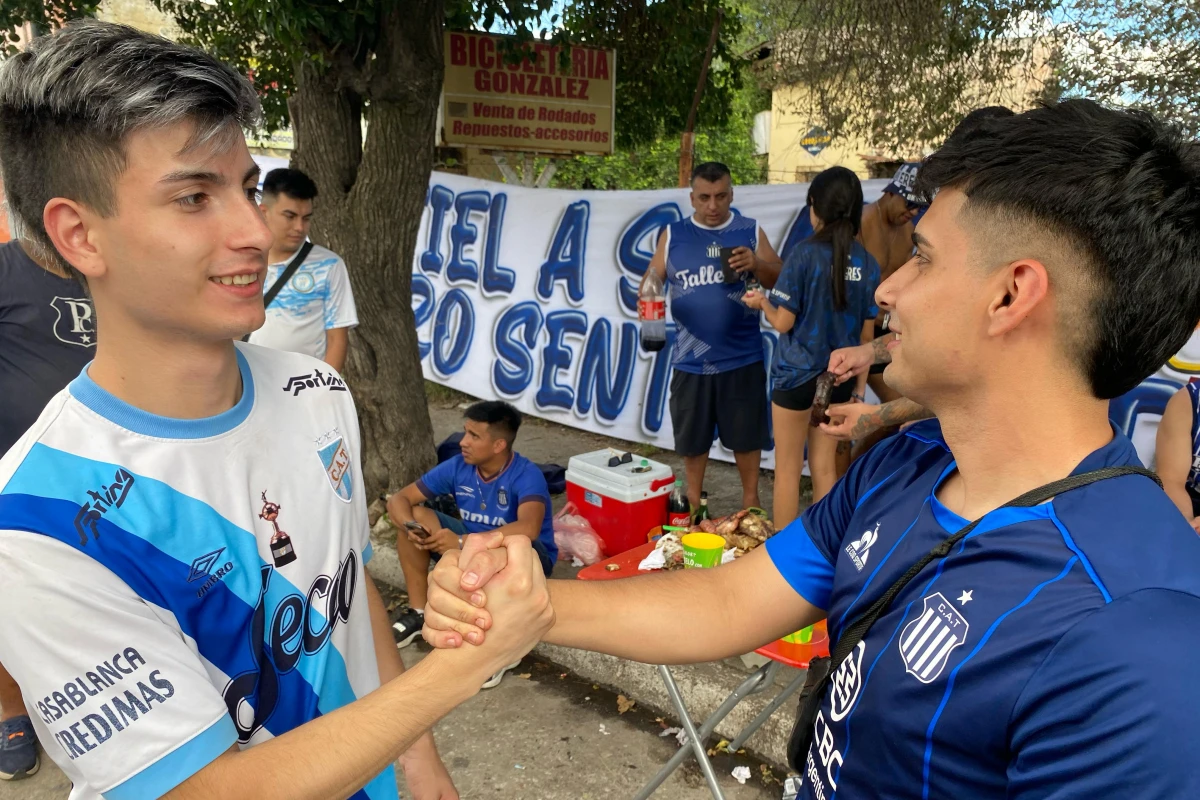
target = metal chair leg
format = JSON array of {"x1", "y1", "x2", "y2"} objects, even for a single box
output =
[
  {"x1": 728, "y1": 666, "x2": 808, "y2": 752},
  {"x1": 632, "y1": 663, "x2": 777, "y2": 800}
]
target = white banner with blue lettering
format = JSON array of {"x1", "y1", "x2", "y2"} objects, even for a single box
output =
[{"x1": 412, "y1": 171, "x2": 1193, "y2": 470}]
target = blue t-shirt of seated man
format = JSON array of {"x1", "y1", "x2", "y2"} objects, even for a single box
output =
[
  {"x1": 665, "y1": 213, "x2": 764, "y2": 375},
  {"x1": 768, "y1": 239, "x2": 880, "y2": 391},
  {"x1": 417, "y1": 452, "x2": 557, "y2": 564}
]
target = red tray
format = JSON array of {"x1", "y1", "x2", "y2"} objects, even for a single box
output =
[{"x1": 576, "y1": 542, "x2": 829, "y2": 668}]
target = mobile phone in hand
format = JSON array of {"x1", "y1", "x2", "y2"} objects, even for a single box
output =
[{"x1": 404, "y1": 520, "x2": 431, "y2": 539}]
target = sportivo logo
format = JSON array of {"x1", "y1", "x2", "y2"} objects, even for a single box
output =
[
  {"x1": 282, "y1": 369, "x2": 347, "y2": 397},
  {"x1": 844, "y1": 523, "x2": 878, "y2": 572},
  {"x1": 73, "y1": 468, "x2": 135, "y2": 546},
  {"x1": 899, "y1": 592, "x2": 969, "y2": 683}
]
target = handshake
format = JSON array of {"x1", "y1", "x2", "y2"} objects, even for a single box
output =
[{"x1": 420, "y1": 532, "x2": 556, "y2": 681}]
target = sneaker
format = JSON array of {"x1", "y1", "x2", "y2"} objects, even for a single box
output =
[
  {"x1": 0, "y1": 715, "x2": 39, "y2": 780},
  {"x1": 392, "y1": 607, "x2": 425, "y2": 649},
  {"x1": 481, "y1": 661, "x2": 521, "y2": 690}
]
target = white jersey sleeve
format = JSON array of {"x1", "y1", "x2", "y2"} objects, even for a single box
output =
[
  {"x1": 323, "y1": 257, "x2": 359, "y2": 331},
  {"x1": 0, "y1": 531, "x2": 236, "y2": 798}
]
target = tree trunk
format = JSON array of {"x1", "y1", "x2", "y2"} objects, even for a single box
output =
[{"x1": 290, "y1": 0, "x2": 445, "y2": 502}]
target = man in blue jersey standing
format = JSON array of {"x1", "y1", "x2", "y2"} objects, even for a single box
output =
[
  {"x1": 644, "y1": 162, "x2": 782, "y2": 511},
  {"x1": 0, "y1": 21, "x2": 552, "y2": 800},
  {"x1": 425, "y1": 100, "x2": 1200, "y2": 799}
]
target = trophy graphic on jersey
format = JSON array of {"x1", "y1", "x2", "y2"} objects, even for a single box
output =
[{"x1": 259, "y1": 491, "x2": 297, "y2": 567}]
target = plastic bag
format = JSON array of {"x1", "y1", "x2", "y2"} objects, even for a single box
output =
[{"x1": 554, "y1": 502, "x2": 606, "y2": 565}]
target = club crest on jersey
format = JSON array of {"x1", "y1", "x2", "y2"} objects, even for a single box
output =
[
  {"x1": 317, "y1": 436, "x2": 354, "y2": 502},
  {"x1": 845, "y1": 523, "x2": 878, "y2": 572},
  {"x1": 497, "y1": 487, "x2": 509, "y2": 507},
  {"x1": 706, "y1": 243, "x2": 721, "y2": 259},
  {"x1": 50, "y1": 296, "x2": 96, "y2": 348},
  {"x1": 899, "y1": 592, "x2": 969, "y2": 684}
]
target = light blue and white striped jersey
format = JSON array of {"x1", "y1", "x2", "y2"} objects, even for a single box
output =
[{"x1": 0, "y1": 343, "x2": 395, "y2": 800}]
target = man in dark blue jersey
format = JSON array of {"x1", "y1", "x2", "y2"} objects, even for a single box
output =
[
  {"x1": 643, "y1": 161, "x2": 783, "y2": 511},
  {"x1": 424, "y1": 99, "x2": 1200, "y2": 799}
]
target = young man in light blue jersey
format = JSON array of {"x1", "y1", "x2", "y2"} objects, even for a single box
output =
[
  {"x1": 425, "y1": 100, "x2": 1200, "y2": 798},
  {"x1": 247, "y1": 168, "x2": 358, "y2": 372},
  {"x1": 643, "y1": 161, "x2": 783, "y2": 511},
  {"x1": 0, "y1": 21, "x2": 552, "y2": 800}
]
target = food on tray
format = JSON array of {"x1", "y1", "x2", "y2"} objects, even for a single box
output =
[{"x1": 653, "y1": 508, "x2": 776, "y2": 569}]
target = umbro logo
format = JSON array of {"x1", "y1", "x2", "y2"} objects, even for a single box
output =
[
  {"x1": 188, "y1": 548, "x2": 226, "y2": 582},
  {"x1": 188, "y1": 548, "x2": 236, "y2": 599}
]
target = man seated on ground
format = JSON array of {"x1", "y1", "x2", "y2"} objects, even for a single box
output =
[
  {"x1": 388, "y1": 401, "x2": 556, "y2": 680},
  {"x1": 1154, "y1": 381, "x2": 1200, "y2": 533}
]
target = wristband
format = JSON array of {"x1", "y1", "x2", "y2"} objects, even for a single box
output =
[{"x1": 851, "y1": 393, "x2": 865, "y2": 402}]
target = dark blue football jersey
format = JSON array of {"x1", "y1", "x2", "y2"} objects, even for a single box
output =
[{"x1": 765, "y1": 420, "x2": 1200, "y2": 799}]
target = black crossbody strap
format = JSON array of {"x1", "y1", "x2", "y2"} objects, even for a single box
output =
[
  {"x1": 264, "y1": 240, "x2": 314, "y2": 309},
  {"x1": 826, "y1": 465, "x2": 1160, "y2": 669}
]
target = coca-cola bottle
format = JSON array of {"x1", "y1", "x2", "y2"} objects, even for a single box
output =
[
  {"x1": 667, "y1": 478, "x2": 691, "y2": 529},
  {"x1": 639, "y1": 269, "x2": 666, "y2": 352}
]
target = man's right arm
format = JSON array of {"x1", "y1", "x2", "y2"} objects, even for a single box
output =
[
  {"x1": 541, "y1": 546, "x2": 823, "y2": 663},
  {"x1": 169, "y1": 651, "x2": 480, "y2": 800},
  {"x1": 423, "y1": 446, "x2": 894, "y2": 664},
  {"x1": 174, "y1": 538, "x2": 553, "y2": 799}
]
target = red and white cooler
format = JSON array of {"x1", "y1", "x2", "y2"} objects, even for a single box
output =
[{"x1": 566, "y1": 450, "x2": 676, "y2": 556}]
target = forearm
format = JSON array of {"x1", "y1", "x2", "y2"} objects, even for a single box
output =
[
  {"x1": 760, "y1": 301, "x2": 792, "y2": 333},
  {"x1": 388, "y1": 494, "x2": 418, "y2": 526},
  {"x1": 752, "y1": 255, "x2": 782, "y2": 290},
  {"x1": 1164, "y1": 484, "x2": 1195, "y2": 522},
  {"x1": 870, "y1": 334, "x2": 895, "y2": 366},
  {"x1": 167, "y1": 650, "x2": 479, "y2": 800},
  {"x1": 323, "y1": 329, "x2": 349, "y2": 372},
  {"x1": 543, "y1": 556, "x2": 821, "y2": 664},
  {"x1": 877, "y1": 397, "x2": 932, "y2": 428}
]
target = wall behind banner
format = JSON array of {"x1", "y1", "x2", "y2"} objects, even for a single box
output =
[{"x1": 410, "y1": 172, "x2": 1188, "y2": 471}]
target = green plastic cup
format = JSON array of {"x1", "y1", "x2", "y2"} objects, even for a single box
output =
[
  {"x1": 682, "y1": 532, "x2": 725, "y2": 568},
  {"x1": 783, "y1": 625, "x2": 815, "y2": 644}
]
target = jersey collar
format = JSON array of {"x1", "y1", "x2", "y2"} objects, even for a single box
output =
[
  {"x1": 689, "y1": 213, "x2": 735, "y2": 231},
  {"x1": 928, "y1": 423, "x2": 1136, "y2": 534},
  {"x1": 69, "y1": 349, "x2": 255, "y2": 440}
]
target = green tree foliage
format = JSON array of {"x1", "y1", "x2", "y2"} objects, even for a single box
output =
[
  {"x1": 551, "y1": 83, "x2": 767, "y2": 189},
  {"x1": 1061, "y1": 0, "x2": 1200, "y2": 133},
  {"x1": 756, "y1": 0, "x2": 1060, "y2": 152},
  {"x1": 0, "y1": 0, "x2": 97, "y2": 52}
]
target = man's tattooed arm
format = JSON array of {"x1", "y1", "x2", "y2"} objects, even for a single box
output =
[
  {"x1": 870, "y1": 333, "x2": 896, "y2": 366},
  {"x1": 845, "y1": 396, "x2": 933, "y2": 440}
]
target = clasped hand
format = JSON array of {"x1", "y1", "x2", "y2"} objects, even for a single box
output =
[{"x1": 421, "y1": 532, "x2": 550, "y2": 657}]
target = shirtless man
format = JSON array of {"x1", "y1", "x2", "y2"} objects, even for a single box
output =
[{"x1": 858, "y1": 163, "x2": 928, "y2": 404}]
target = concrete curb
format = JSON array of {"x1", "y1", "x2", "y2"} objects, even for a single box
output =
[{"x1": 368, "y1": 527, "x2": 801, "y2": 770}]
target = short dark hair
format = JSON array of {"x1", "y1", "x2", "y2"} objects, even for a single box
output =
[
  {"x1": 262, "y1": 168, "x2": 318, "y2": 202},
  {"x1": 916, "y1": 99, "x2": 1200, "y2": 399},
  {"x1": 464, "y1": 401, "x2": 522, "y2": 448},
  {"x1": 943, "y1": 106, "x2": 1014, "y2": 148},
  {"x1": 691, "y1": 161, "x2": 731, "y2": 185}
]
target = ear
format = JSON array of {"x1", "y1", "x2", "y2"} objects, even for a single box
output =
[
  {"x1": 43, "y1": 198, "x2": 105, "y2": 281},
  {"x1": 986, "y1": 259, "x2": 1049, "y2": 337}
]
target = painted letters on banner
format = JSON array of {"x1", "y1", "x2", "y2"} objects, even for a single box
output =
[{"x1": 412, "y1": 172, "x2": 1188, "y2": 469}]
